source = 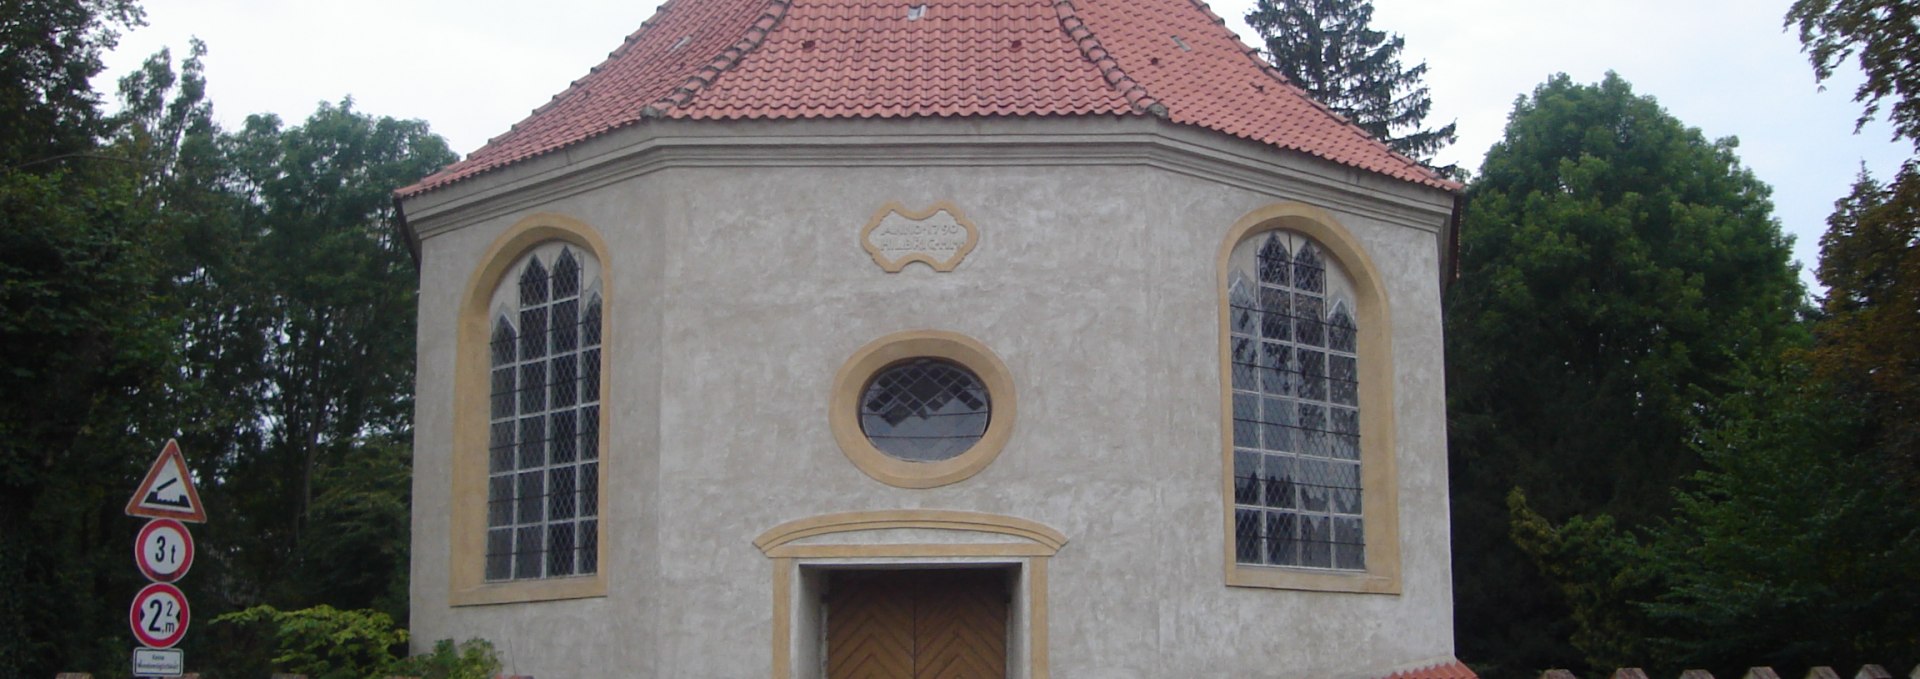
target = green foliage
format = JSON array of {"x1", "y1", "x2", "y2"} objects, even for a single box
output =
[
  {"x1": 214, "y1": 605, "x2": 408, "y2": 679},
  {"x1": 211, "y1": 605, "x2": 501, "y2": 679},
  {"x1": 0, "y1": 0, "x2": 144, "y2": 166},
  {"x1": 393, "y1": 639, "x2": 503, "y2": 679},
  {"x1": 1641, "y1": 379, "x2": 1920, "y2": 673},
  {"x1": 1447, "y1": 72, "x2": 1806, "y2": 677},
  {"x1": 0, "y1": 1, "x2": 454, "y2": 671},
  {"x1": 301, "y1": 440, "x2": 414, "y2": 620},
  {"x1": 1245, "y1": 0, "x2": 1456, "y2": 163},
  {"x1": 1806, "y1": 163, "x2": 1920, "y2": 490},
  {"x1": 1510, "y1": 375, "x2": 1920, "y2": 676},
  {"x1": 1509, "y1": 491, "x2": 1658, "y2": 674},
  {"x1": 207, "y1": 98, "x2": 452, "y2": 622},
  {"x1": 0, "y1": 6, "x2": 202, "y2": 675},
  {"x1": 1787, "y1": 0, "x2": 1920, "y2": 149}
]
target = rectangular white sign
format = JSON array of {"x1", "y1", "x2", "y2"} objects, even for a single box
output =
[{"x1": 132, "y1": 647, "x2": 183, "y2": 677}]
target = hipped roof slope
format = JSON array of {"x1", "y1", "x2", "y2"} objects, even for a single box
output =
[{"x1": 400, "y1": 0, "x2": 1460, "y2": 197}]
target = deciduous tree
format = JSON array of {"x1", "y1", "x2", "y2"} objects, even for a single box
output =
[
  {"x1": 1805, "y1": 164, "x2": 1920, "y2": 488},
  {"x1": 1511, "y1": 371, "x2": 1920, "y2": 676},
  {"x1": 1446, "y1": 72, "x2": 1805, "y2": 677},
  {"x1": 1787, "y1": 0, "x2": 1920, "y2": 149}
]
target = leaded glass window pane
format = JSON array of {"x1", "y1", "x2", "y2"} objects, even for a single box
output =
[
  {"x1": 583, "y1": 297, "x2": 602, "y2": 346},
  {"x1": 519, "y1": 362, "x2": 546, "y2": 412},
  {"x1": 578, "y1": 520, "x2": 599, "y2": 573},
  {"x1": 1234, "y1": 450, "x2": 1261, "y2": 506},
  {"x1": 1334, "y1": 517, "x2": 1366, "y2": 569},
  {"x1": 1299, "y1": 457, "x2": 1330, "y2": 512},
  {"x1": 1297, "y1": 349, "x2": 1327, "y2": 401},
  {"x1": 1232, "y1": 393, "x2": 1259, "y2": 448},
  {"x1": 1267, "y1": 510, "x2": 1299, "y2": 565},
  {"x1": 1261, "y1": 287, "x2": 1291, "y2": 340},
  {"x1": 1258, "y1": 236, "x2": 1289, "y2": 285},
  {"x1": 1301, "y1": 515, "x2": 1333, "y2": 568},
  {"x1": 1265, "y1": 455, "x2": 1297, "y2": 509},
  {"x1": 860, "y1": 358, "x2": 991, "y2": 462},
  {"x1": 1328, "y1": 305, "x2": 1357, "y2": 353},
  {"x1": 519, "y1": 259, "x2": 549, "y2": 306},
  {"x1": 1236, "y1": 509, "x2": 1265, "y2": 564},
  {"x1": 518, "y1": 415, "x2": 545, "y2": 469},
  {"x1": 1331, "y1": 407, "x2": 1360, "y2": 460},
  {"x1": 552, "y1": 249, "x2": 579, "y2": 298},
  {"x1": 1329, "y1": 355, "x2": 1358, "y2": 407},
  {"x1": 1226, "y1": 229, "x2": 1364, "y2": 570},
  {"x1": 553, "y1": 299, "x2": 578, "y2": 354},
  {"x1": 485, "y1": 244, "x2": 602, "y2": 582},
  {"x1": 485, "y1": 530, "x2": 512, "y2": 580},
  {"x1": 1231, "y1": 337, "x2": 1258, "y2": 391},
  {"x1": 551, "y1": 353, "x2": 578, "y2": 408},
  {"x1": 487, "y1": 477, "x2": 512, "y2": 527},
  {"x1": 514, "y1": 526, "x2": 542, "y2": 578},
  {"x1": 551, "y1": 410, "x2": 577, "y2": 464},
  {"x1": 1261, "y1": 396, "x2": 1293, "y2": 453},
  {"x1": 1260, "y1": 342, "x2": 1290, "y2": 395},
  {"x1": 519, "y1": 306, "x2": 548, "y2": 361},
  {"x1": 491, "y1": 323, "x2": 516, "y2": 367},
  {"x1": 547, "y1": 523, "x2": 576, "y2": 577},
  {"x1": 580, "y1": 462, "x2": 599, "y2": 517},
  {"x1": 489, "y1": 422, "x2": 514, "y2": 473},
  {"x1": 1295, "y1": 293, "x2": 1325, "y2": 347},
  {"x1": 1229, "y1": 275, "x2": 1257, "y2": 336},
  {"x1": 1294, "y1": 243, "x2": 1325, "y2": 293},
  {"x1": 580, "y1": 405, "x2": 599, "y2": 461},
  {"x1": 490, "y1": 367, "x2": 516, "y2": 420}
]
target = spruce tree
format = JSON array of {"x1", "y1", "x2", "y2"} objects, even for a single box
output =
[{"x1": 1246, "y1": 0, "x2": 1456, "y2": 164}]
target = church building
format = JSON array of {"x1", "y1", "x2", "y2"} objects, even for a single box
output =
[{"x1": 397, "y1": 0, "x2": 1471, "y2": 676}]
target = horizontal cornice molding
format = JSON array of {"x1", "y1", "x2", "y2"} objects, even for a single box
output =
[{"x1": 404, "y1": 118, "x2": 1456, "y2": 241}]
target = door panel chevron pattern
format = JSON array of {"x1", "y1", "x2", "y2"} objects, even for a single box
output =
[
  {"x1": 827, "y1": 570, "x2": 1009, "y2": 679},
  {"x1": 915, "y1": 572, "x2": 1008, "y2": 679},
  {"x1": 827, "y1": 573, "x2": 916, "y2": 679}
]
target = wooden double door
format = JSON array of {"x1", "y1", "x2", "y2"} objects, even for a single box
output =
[{"x1": 825, "y1": 569, "x2": 1010, "y2": 679}]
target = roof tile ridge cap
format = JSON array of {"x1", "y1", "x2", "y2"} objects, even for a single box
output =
[
  {"x1": 1051, "y1": 0, "x2": 1167, "y2": 118},
  {"x1": 642, "y1": 0, "x2": 794, "y2": 118},
  {"x1": 1189, "y1": 0, "x2": 1445, "y2": 185}
]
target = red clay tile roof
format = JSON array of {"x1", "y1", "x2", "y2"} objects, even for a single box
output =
[
  {"x1": 1379, "y1": 660, "x2": 1480, "y2": 679},
  {"x1": 399, "y1": 0, "x2": 1460, "y2": 197}
]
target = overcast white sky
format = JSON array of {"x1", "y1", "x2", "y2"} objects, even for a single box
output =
[{"x1": 101, "y1": 0, "x2": 1911, "y2": 290}]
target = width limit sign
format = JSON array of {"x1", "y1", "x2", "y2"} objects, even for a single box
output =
[
  {"x1": 129, "y1": 582, "x2": 190, "y2": 649},
  {"x1": 127, "y1": 440, "x2": 204, "y2": 677}
]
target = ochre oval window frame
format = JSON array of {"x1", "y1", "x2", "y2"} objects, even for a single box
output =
[{"x1": 830, "y1": 330, "x2": 1017, "y2": 489}]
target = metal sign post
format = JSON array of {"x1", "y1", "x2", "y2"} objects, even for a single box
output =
[{"x1": 128, "y1": 440, "x2": 202, "y2": 678}]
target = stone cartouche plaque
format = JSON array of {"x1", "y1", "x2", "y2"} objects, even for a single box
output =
[{"x1": 861, "y1": 201, "x2": 980, "y2": 272}]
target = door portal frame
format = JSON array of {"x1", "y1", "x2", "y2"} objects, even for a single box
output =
[{"x1": 755, "y1": 510, "x2": 1067, "y2": 679}]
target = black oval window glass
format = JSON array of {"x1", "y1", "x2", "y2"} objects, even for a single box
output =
[{"x1": 860, "y1": 358, "x2": 991, "y2": 462}]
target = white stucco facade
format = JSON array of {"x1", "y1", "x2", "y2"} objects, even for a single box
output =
[{"x1": 402, "y1": 116, "x2": 1459, "y2": 678}]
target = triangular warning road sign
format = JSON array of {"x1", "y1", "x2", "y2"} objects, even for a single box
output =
[{"x1": 125, "y1": 439, "x2": 206, "y2": 523}]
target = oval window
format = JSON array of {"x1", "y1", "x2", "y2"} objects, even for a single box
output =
[{"x1": 859, "y1": 358, "x2": 991, "y2": 462}]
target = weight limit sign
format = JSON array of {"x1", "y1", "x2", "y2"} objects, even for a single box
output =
[{"x1": 135, "y1": 518, "x2": 194, "y2": 583}]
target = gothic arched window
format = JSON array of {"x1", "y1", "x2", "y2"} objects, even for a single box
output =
[
  {"x1": 485, "y1": 243, "x2": 603, "y2": 581},
  {"x1": 1227, "y1": 231, "x2": 1365, "y2": 571}
]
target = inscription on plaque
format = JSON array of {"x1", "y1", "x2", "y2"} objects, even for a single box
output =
[{"x1": 861, "y1": 201, "x2": 980, "y2": 272}]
